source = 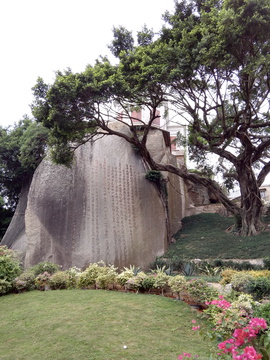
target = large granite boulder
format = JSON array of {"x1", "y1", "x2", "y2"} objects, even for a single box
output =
[{"x1": 2, "y1": 123, "x2": 185, "y2": 270}]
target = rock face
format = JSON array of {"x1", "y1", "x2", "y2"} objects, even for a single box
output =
[{"x1": 2, "y1": 123, "x2": 186, "y2": 270}]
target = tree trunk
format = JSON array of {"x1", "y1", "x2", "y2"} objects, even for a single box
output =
[{"x1": 237, "y1": 165, "x2": 264, "y2": 236}]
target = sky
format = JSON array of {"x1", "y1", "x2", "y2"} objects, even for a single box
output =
[{"x1": 0, "y1": 0, "x2": 176, "y2": 128}]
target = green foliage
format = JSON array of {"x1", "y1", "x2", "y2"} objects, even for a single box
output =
[
  {"x1": 0, "y1": 196, "x2": 13, "y2": 240},
  {"x1": 152, "y1": 273, "x2": 170, "y2": 292},
  {"x1": 137, "y1": 25, "x2": 154, "y2": 47},
  {"x1": 116, "y1": 268, "x2": 135, "y2": 286},
  {"x1": 29, "y1": 262, "x2": 60, "y2": 277},
  {"x1": 13, "y1": 271, "x2": 36, "y2": 292},
  {"x1": 141, "y1": 275, "x2": 155, "y2": 291},
  {"x1": 49, "y1": 271, "x2": 69, "y2": 290},
  {"x1": 263, "y1": 257, "x2": 270, "y2": 270},
  {"x1": 95, "y1": 265, "x2": 118, "y2": 290},
  {"x1": 35, "y1": 271, "x2": 51, "y2": 290},
  {"x1": 0, "y1": 117, "x2": 48, "y2": 209},
  {"x1": 231, "y1": 272, "x2": 254, "y2": 292},
  {"x1": 108, "y1": 26, "x2": 134, "y2": 58},
  {"x1": 246, "y1": 277, "x2": 270, "y2": 301},
  {"x1": 78, "y1": 261, "x2": 117, "y2": 290},
  {"x1": 126, "y1": 272, "x2": 147, "y2": 291},
  {"x1": 65, "y1": 266, "x2": 81, "y2": 288},
  {"x1": 0, "y1": 246, "x2": 21, "y2": 295},
  {"x1": 254, "y1": 303, "x2": 270, "y2": 326},
  {"x1": 220, "y1": 268, "x2": 238, "y2": 285},
  {"x1": 145, "y1": 170, "x2": 162, "y2": 183},
  {"x1": 168, "y1": 275, "x2": 187, "y2": 296},
  {"x1": 185, "y1": 279, "x2": 218, "y2": 304}
]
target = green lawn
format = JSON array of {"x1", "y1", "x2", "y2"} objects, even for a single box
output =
[
  {"x1": 165, "y1": 213, "x2": 270, "y2": 260},
  {"x1": 0, "y1": 289, "x2": 213, "y2": 360}
]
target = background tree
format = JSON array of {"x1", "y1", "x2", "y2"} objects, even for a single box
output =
[
  {"x1": 0, "y1": 117, "x2": 48, "y2": 238},
  {"x1": 31, "y1": 0, "x2": 270, "y2": 236}
]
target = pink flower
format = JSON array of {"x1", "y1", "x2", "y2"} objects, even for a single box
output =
[
  {"x1": 191, "y1": 319, "x2": 197, "y2": 324},
  {"x1": 183, "y1": 353, "x2": 191, "y2": 358},
  {"x1": 178, "y1": 356, "x2": 183, "y2": 360},
  {"x1": 192, "y1": 326, "x2": 201, "y2": 331}
]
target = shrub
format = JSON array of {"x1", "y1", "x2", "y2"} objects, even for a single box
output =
[
  {"x1": 153, "y1": 273, "x2": 170, "y2": 294},
  {"x1": 95, "y1": 265, "x2": 118, "y2": 289},
  {"x1": 66, "y1": 266, "x2": 81, "y2": 288},
  {"x1": 49, "y1": 271, "x2": 69, "y2": 290},
  {"x1": 168, "y1": 275, "x2": 187, "y2": 297},
  {"x1": 141, "y1": 275, "x2": 155, "y2": 292},
  {"x1": 29, "y1": 262, "x2": 60, "y2": 277},
  {"x1": 231, "y1": 272, "x2": 254, "y2": 292},
  {"x1": 246, "y1": 276, "x2": 270, "y2": 300},
  {"x1": 185, "y1": 279, "x2": 218, "y2": 304},
  {"x1": 116, "y1": 268, "x2": 134, "y2": 287},
  {"x1": 126, "y1": 272, "x2": 147, "y2": 292},
  {"x1": 78, "y1": 263, "x2": 101, "y2": 288},
  {"x1": 0, "y1": 246, "x2": 22, "y2": 295},
  {"x1": 35, "y1": 271, "x2": 51, "y2": 290},
  {"x1": 13, "y1": 271, "x2": 36, "y2": 292},
  {"x1": 220, "y1": 268, "x2": 238, "y2": 285},
  {"x1": 263, "y1": 257, "x2": 270, "y2": 270},
  {"x1": 253, "y1": 302, "x2": 270, "y2": 325},
  {"x1": 78, "y1": 262, "x2": 117, "y2": 289},
  {"x1": 248, "y1": 270, "x2": 270, "y2": 278}
]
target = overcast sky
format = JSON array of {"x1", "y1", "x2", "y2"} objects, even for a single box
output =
[{"x1": 0, "y1": 0, "x2": 175, "y2": 128}]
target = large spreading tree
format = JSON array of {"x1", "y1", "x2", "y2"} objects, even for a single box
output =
[{"x1": 31, "y1": 0, "x2": 270, "y2": 236}]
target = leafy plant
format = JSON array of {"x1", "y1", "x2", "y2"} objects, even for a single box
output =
[
  {"x1": 185, "y1": 279, "x2": 218, "y2": 305},
  {"x1": 246, "y1": 277, "x2": 270, "y2": 301},
  {"x1": 49, "y1": 271, "x2": 69, "y2": 290},
  {"x1": 231, "y1": 272, "x2": 254, "y2": 293},
  {"x1": 153, "y1": 273, "x2": 170, "y2": 295},
  {"x1": 65, "y1": 266, "x2": 81, "y2": 288},
  {"x1": 145, "y1": 170, "x2": 162, "y2": 183},
  {"x1": 78, "y1": 262, "x2": 117, "y2": 289},
  {"x1": 141, "y1": 275, "x2": 155, "y2": 292},
  {"x1": 0, "y1": 246, "x2": 21, "y2": 295},
  {"x1": 35, "y1": 271, "x2": 51, "y2": 290},
  {"x1": 29, "y1": 262, "x2": 60, "y2": 277},
  {"x1": 168, "y1": 275, "x2": 187, "y2": 297},
  {"x1": 13, "y1": 271, "x2": 36, "y2": 292},
  {"x1": 116, "y1": 268, "x2": 134, "y2": 287},
  {"x1": 126, "y1": 272, "x2": 146, "y2": 292}
]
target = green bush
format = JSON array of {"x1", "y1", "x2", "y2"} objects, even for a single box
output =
[
  {"x1": 35, "y1": 271, "x2": 51, "y2": 290},
  {"x1": 95, "y1": 265, "x2": 118, "y2": 289},
  {"x1": 253, "y1": 302, "x2": 270, "y2": 326},
  {"x1": 49, "y1": 271, "x2": 69, "y2": 290},
  {"x1": 263, "y1": 257, "x2": 270, "y2": 270},
  {"x1": 29, "y1": 262, "x2": 60, "y2": 277},
  {"x1": 78, "y1": 262, "x2": 117, "y2": 289},
  {"x1": 0, "y1": 246, "x2": 22, "y2": 295},
  {"x1": 141, "y1": 275, "x2": 155, "y2": 291},
  {"x1": 126, "y1": 272, "x2": 147, "y2": 292},
  {"x1": 66, "y1": 267, "x2": 81, "y2": 288},
  {"x1": 185, "y1": 279, "x2": 218, "y2": 304},
  {"x1": 220, "y1": 268, "x2": 238, "y2": 285},
  {"x1": 116, "y1": 268, "x2": 134, "y2": 287},
  {"x1": 13, "y1": 271, "x2": 36, "y2": 292},
  {"x1": 245, "y1": 276, "x2": 270, "y2": 300},
  {"x1": 168, "y1": 275, "x2": 187, "y2": 296},
  {"x1": 231, "y1": 272, "x2": 254, "y2": 292}
]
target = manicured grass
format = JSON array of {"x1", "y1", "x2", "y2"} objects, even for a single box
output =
[
  {"x1": 166, "y1": 213, "x2": 270, "y2": 260},
  {"x1": 0, "y1": 289, "x2": 213, "y2": 360}
]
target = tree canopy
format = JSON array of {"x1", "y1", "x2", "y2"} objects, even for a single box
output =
[
  {"x1": 31, "y1": 0, "x2": 270, "y2": 236},
  {"x1": 0, "y1": 117, "x2": 49, "y2": 210}
]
